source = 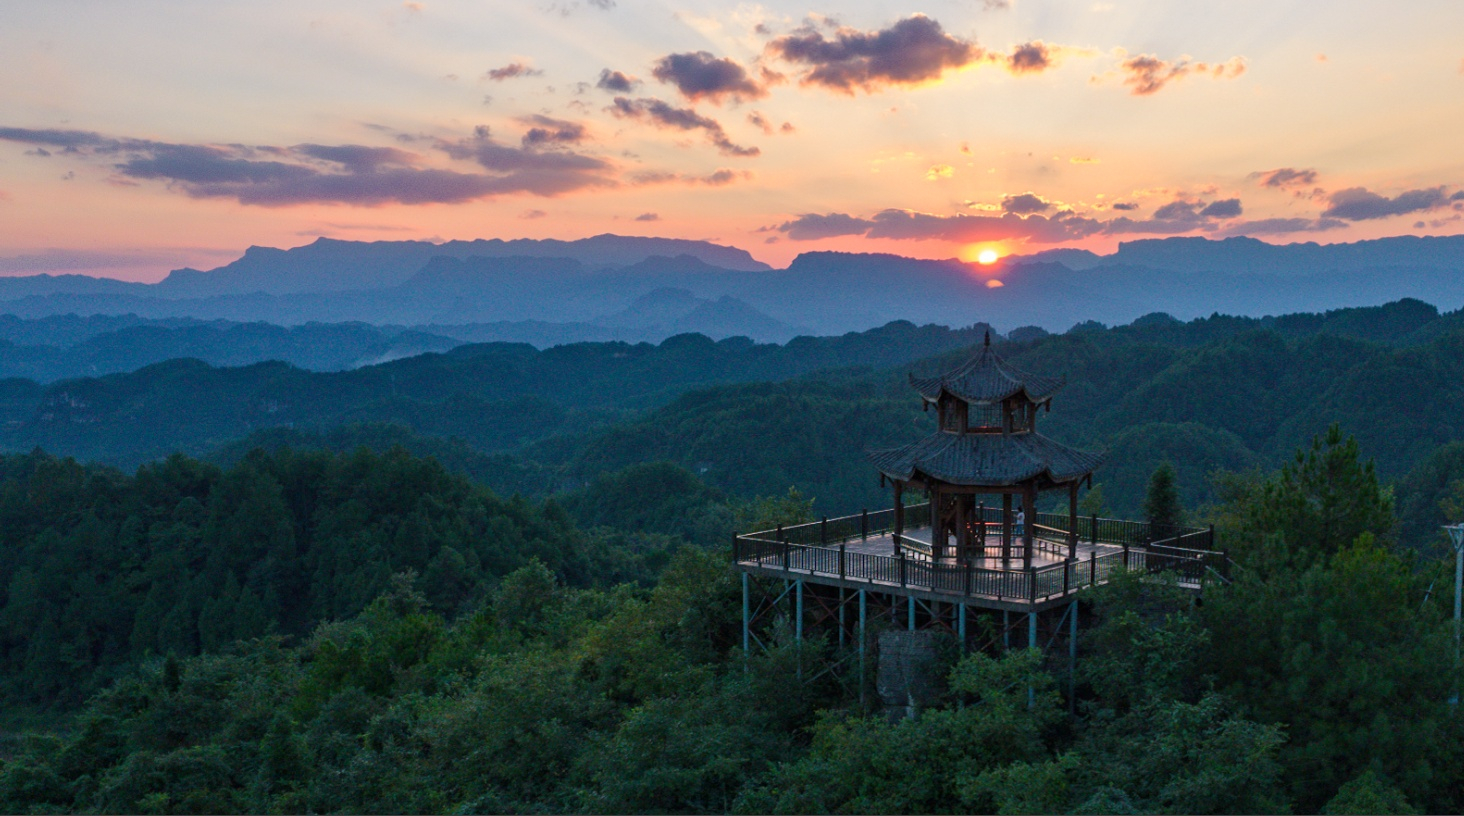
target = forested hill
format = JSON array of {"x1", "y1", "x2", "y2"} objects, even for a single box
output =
[
  {"x1": 536, "y1": 308, "x2": 1464, "y2": 526},
  {"x1": 2, "y1": 298, "x2": 1460, "y2": 519},
  {"x1": 1, "y1": 429, "x2": 1461, "y2": 814},
  {"x1": 0, "y1": 320, "x2": 995, "y2": 465}
]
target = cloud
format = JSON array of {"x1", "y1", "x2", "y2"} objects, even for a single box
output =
[
  {"x1": 1001, "y1": 192, "x2": 1051, "y2": 214},
  {"x1": 630, "y1": 167, "x2": 750, "y2": 186},
  {"x1": 772, "y1": 194, "x2": 1260, "y2": 245},
  {"x1": 774, "y1": 212, "x2": 876, "y2": 240},
  {"x1": 1252, "y1": 167, "x2": 1318, "y2": 189},
  {"x1": 546, "y1": 0, "x2": 614, "y2": 13},
  {"x1": 1198, "y1": 198, "x2": 1241, "y2": 218},
  {"x1": 608, "y1": 97, "x2": 759, "y2": 156},
  {"x1": 766, "y1": 15, "x2": 980, "y2": 94},
  {"x1": 1215, "y1": 217, "x2": 1346, "y2": 237},
  {"x1": 773, "y1": 209, "x2": 1105, "y2": 243},
  {"x1": 0, "y1": 127, "x2": 119, "y2": 152},
  {"x1": 1151, "y1": 200, "x2": 1199, "y2": 220},
  {"x1": 863, "y1": 209, "x2": 1103, "y2": 242},
  {"x1": 485, "y1": 62, "x2": 543, "y2": 81},
  {"x1": 294, "y1": 144, "x2": 418, "y2": 171},
  {"x1": 926, "y1": 164, "x2": 954, "y2": 180},
  {"x1": 596, "y1": 69, "x2": 639, "y2": 93},
  {"x1": 435, "y1": 125, "x2": 618, "y2": 194},
  {"x1": 1118, "y1": 53, "x2": 1246, "y2": 95},
  {"x1": 518, "y1": 114, "x2": 588, "y2": 146},
  {"x1": 1321, "y1": 186, "x2": 1450, "y2": 220},
  {"x1": 0, "y1": 125, "x2": 618, "y2": 205},
  {"x1": 1110, "y1": 201, "x2": 1137, "y2": 211},
  {"x1": 634, "y1": 212, "x2": 660, "y2": 221},
  {"x1": 1098, "y1": 197, "x2": 1242, "y2": 234},
  {"x1": 1006, "y1": 41, "x2": 1052, "y2": 74},
  {"x1": 519, "y1": 209, "x2": 547, "y2": 219},
  {"x1": 651, "y1": 51, "x2": 767, "y2": 103}
]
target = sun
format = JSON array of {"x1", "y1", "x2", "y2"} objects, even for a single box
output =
[{"x1": 976, "y1": 249, "x2": 1000, "y2": 265}]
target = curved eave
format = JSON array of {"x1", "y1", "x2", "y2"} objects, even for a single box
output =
[
  {"x1": 909, "y1": 373, "x2": 1065, "y2": 406},
  {"x1": 869, "y1": 432, "x2": 1105, "y2": 488}
]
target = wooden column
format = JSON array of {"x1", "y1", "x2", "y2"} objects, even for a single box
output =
[
  {"x1": 1068, "y1": 481, "x2": 1079, "y2": 561},
  {"x1": 954, "y1": 492, "x2": 968, "y2": 563},
  {"x1": 1022, "y1": 485, "x2": 1035, "y2": 570},
  {"x1": 893, "y1": 481, "x2": 904, "y2": 556},
  {"x1": 978, "y1": 500, "x2": 987, "y2": 554},
  {"x1": 931, "y1": 484, "x2": 943, "y2": 559},
  {"x1": 1002, "y1": 493, "x2": 1013, "y2": 562}
]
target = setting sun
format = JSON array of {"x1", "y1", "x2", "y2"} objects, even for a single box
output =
[{"x1": 977, "y1": 249, "x2": 1001, "y2": 265}]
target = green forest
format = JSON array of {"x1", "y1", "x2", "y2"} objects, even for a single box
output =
[{"x1": 3, "y1": 298, "x2": 1464, "y2": 813}]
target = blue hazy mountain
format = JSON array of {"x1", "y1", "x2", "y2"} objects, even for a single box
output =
[
  {"x1": 1, "y1": 235, "x2": 1463, "y2": 337},
  {"x1": 152, "y1": 234, "x2": 772, "y2": 296}
]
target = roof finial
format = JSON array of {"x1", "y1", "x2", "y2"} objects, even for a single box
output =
[{"x1": 984, "y1": 329, "x2": 990, "y2": 347}]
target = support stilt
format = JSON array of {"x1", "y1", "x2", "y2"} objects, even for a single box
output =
[
  {"x1": 838, "y1": 587, "x2": 846, "y2": 648},
  {"x1": 958, "y1": 603, "x2": 967, "y2": 649},
  {"x1": 795, "y1": 579, "x2": 804, "y2": 679},
  {"x1": 859, "y1": 589, "x2": 867, "y2": 709},
  {"x1": 1069, "y1": 598, "x2": 1079, "y2": 715},
  {"x1": 908, "y1": 595, "x2": 916, "y2": 631},
  {"x1": 741, "y1": 572, "x2": 750, "y2": 655},
  {"x1": 1027, "y1": 610, "x2": 1038, "y2": 709}
]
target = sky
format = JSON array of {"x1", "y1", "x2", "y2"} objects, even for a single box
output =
[{"x1": 3, "y1": 0, "x2": 1463, "y2": 281}]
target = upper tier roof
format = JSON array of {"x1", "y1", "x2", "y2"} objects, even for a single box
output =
[
  {"x1": 869, "y1": 431, "x2": 1104, "y2": 487},
  {"x1": 909, "y1": 334, "x2": 1064, "y2": 406}
]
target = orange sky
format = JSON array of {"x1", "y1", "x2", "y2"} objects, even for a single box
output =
[{"x1": 3, "y1": 1, "x2": 1463, "y2": 281}]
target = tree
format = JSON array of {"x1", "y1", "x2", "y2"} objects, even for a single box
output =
[
  {"x1": 734, "y1": 487, "x2": 815, "y2": 533},
  {"x1": 1241, "y1": 424, "x2": 1395, "y2": 568},
  {"x1": 1143, "y1": 461, "x2": 1184, "y2": 533}
]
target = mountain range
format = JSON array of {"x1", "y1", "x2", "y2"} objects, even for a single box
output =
[{"x1": 2, "y1": 234, "x2": 1463, "y2": 343}]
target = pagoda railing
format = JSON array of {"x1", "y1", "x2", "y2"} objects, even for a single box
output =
[{"x1": 734, "y1": 508, "x2": 1225, "y2": 605}]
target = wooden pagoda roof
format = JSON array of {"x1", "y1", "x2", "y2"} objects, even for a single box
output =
[
  {"x1": 869, "y1": 430, "x2": 1104, "y2": 488},
  {"x1": 908, "y1": 334, "x2": 1064, "y2": 406}
]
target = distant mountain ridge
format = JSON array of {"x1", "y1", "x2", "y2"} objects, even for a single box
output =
[
  {"x1": 154, "y1": 234, "x2": 772, "y2": 297},
  {"x1": 2, "y1": 234, "x2": 1464, "y2": 337},
  {"x1": 1020, "y1": 234, "x2": 1464, "y2": 275}
]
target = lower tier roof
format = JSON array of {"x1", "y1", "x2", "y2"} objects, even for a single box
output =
[{"x1": 869, "y1": 431, "x2": 1104, "y2": 487}]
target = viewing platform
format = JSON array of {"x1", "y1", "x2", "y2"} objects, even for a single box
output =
[{"x1": 733, "y1": 503, "x2": 1227, "y2": 612}]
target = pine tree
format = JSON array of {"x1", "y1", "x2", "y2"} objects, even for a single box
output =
[{"x1": 1143, "y1": 462, "x2": 1184, "y2": 535}]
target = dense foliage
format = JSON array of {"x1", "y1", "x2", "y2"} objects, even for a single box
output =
[
  {"x1": 0, "y1": 429, "x2": 1461, "y2": 814},
  {"x1": 0, "y1": 447, "x2": 666, "y2": 710},
  {"x1": 3, "y1": 299, "x2": 1464, "y2": 814}
]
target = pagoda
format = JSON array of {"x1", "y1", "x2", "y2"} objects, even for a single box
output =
[{"x1": 869, "y1": 332, "x2": 1103, "y2": 570}]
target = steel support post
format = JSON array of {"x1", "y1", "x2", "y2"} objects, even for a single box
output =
[
  {"x1": 1069, "y1": 599, "x2": 1079, "y2": 715},
  {"x1": 1454, "y1": 531, "x2": 1463, "y2": 706},
  {"x1": 859, "y1": 589, "x2": 868, "y2": 708},
  {"x1": 958, "y1": 602, "x2": 967, "y2": 650},
  {"x1": 795, "y1": 579, "x2": 804, "y2": 679},
  {"x1": 908, "y1": 595, "x2": 916, "y2": 631},
  {"x1": 1028, "y1": 610, "x2": 1038, "y2": 709},
  {"x1": 741, "y1": 572, "x2": 750, "y2": 655},
  {"x1": 839, "y1": 587, "x2": 846, "y2": 648}
]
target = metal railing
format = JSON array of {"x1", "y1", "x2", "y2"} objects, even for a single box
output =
[{"x1": 734, "y1": 507, "x2": 1225, "y2": 605}]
